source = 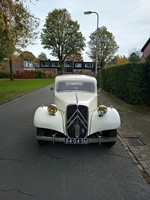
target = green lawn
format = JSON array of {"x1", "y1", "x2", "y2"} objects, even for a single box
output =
[{"x1": 0, "y1": 79, "x2": 54, "y2": 105}]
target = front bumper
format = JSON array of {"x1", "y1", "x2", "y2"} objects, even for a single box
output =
[{"x1": 36, "y1": 135, "x2": 117, "y2": 145}]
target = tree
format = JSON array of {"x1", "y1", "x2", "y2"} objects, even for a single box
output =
[
  {"x1": 116, "y1": 55, "x2": 128, "y2": 65},
  {"x1": 0, "y1": 52, "x2": 6, "y2": 70},
  {"x1": 41, "y1": 8, "x2": 85, "y2": 74},
  {"x1": 33, "y1": 52, "x2": 47, "y2": 63},
  {"x1": 38, "y1": 52, "x2": 47, "y2": 60},
  {"x1": 19, "y1": 51, "x2": 36, "y2": 62},
  {"x1": 109, "y1": 55, "x2": 128, "y2": 66},
  {"x1": 128, "y1": 52, "x2": 141, "y2": 62},
  {"x1": 0, "y1": 52, "x2": 6, "y2": 63},
  {"x1": 0, "y1": 0, "x2": 39, "y2": 80},
  {"x1": 66, "y1": 53, "x2": 83, "y2": 62},
  {"x1": 87, "y1": 26, "x2": 119, "y2": 68}
]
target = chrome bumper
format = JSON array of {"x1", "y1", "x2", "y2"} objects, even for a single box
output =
[{"x1": 36, "y1": 135, "x2": 117, "y2": 145}]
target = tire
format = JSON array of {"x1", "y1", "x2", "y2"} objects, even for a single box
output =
[
  {"x1": 105, "y1": 141, "x2": 116, "y2": 148},
  {"x1": 37, "y1": 140, "x2": 46, "y2": 146},
  {"x1": 102, "y1": 129, "x2": 117, "y2": 137},
  {"x1": 102, "y1": 129, "x2": 117, "y2": 148},
  {"x1": 36, "y1": 128, "x2": 46, "y2": 146}
]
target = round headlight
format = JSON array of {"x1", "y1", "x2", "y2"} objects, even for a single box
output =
[
  {"x1": 97, "y1": 105, "x2": 107, "y2": 116},
  {"x1": 47, "y1": 104, "x2": 57, "y2": 115}
]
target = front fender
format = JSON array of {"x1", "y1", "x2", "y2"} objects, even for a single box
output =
[
  {"x1": 90, "y1": 107, "x2": 121, "y2": 134},
  {"x1": 34, "y1": 106, "x2": 64, "y2": 133}
]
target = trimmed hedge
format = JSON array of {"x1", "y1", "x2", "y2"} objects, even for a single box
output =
[
  {"x1": 97, "y1": 63, "x2": 149, "y2": 105},
  {"x1": 146, "y1": 55, "x2": 150, "y2": 105}
]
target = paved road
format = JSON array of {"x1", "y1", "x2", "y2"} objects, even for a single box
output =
[{"x1": 0, "y1": 85, "x2": 150, "y2": 200}]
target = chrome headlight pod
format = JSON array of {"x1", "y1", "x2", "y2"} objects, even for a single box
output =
[
  {"x1": 47, "y1": 104, "x2": 57, "y2": 115},
  {"x1": 97, "y1": 105, "x2": 107, "y2": 116}
]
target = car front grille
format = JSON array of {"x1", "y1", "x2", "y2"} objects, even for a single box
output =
[{"x1": 66, "y1": 105, "x2": 88, "y2": 138}]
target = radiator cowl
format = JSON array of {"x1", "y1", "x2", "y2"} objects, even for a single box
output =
[{"x1": 66, "y1": 105, "x2": 88, "y2": 138}]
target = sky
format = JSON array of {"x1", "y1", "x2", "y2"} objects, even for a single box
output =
[{"x1": 24, "y1": 0, "x2": 150, "y2": 61}]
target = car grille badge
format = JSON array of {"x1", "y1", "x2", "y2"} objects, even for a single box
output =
[{"x1": 75, "y1": 124, "x2": 80, "y2": 138}]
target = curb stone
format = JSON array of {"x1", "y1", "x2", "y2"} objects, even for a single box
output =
[{"x1": 118, "y1": 134, "x2": 150, "y2": 184}]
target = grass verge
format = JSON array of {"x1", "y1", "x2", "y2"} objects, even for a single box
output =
[{"x1": 0, "y1": 79, "x2": 54, "y2": 105}]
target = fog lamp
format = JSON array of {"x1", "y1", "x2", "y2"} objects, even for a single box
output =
[
  {"x1": 47, "y1": 104, "x2": 57, "y2": 115},
  {"x1": 97, "y1": 105, "x2": 107, "y2": 116}
]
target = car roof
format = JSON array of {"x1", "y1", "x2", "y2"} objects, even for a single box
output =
[{"x1": 55, "y1": 74, "x2": 96, "y2": 83}]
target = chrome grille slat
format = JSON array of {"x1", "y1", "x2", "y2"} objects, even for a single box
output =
[
  {"x1": 67, "y1": 116, "x2": 78, "y2": 129},
  {"x1": 78, "y1": 110, "x2": 88, "y2": 125},
  {"x1": 67, "y1": 110, "x2": 78, "y2": 124},
  {"x1": 77, "y1": 115, "x2": 87, "y2": 129}
]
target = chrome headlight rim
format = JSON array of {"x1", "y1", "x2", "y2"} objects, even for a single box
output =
[
  {"x1": 47, "y1": 104, "x2": 57, "y2": 115},
  {"x1": 97, "y1": 105, "x2": 107, "y2": 116}
]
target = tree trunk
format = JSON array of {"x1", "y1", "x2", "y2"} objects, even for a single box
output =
[
  {"x1": 61, "y1": 60, "x2": 65, "y2": 75},
  {"x1": 9, "y1": 59, "x2": 14, "y2": 80}
]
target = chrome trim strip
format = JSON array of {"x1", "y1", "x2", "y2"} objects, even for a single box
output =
[
  {"x1": 36, "y1": 136, "x2": 117, "y2": 144},
  {"x1": 75, "y1": 93, "x2": 78, "y2": 104}
]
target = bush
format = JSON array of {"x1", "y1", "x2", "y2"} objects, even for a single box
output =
[
  {"x1": 33, "y1": 70, "x2": 43, "y2": 78},
  {"x1": 0, "y1": 70, "x2": 55, "y2": 79},
  {"x1": 14, "y1": 70, "x2": 36, "y2": 79},
  {"x1": 44, "y1": 71, "x2": 56, "y2": 78},
  {"x1": 0, "y1": 70, "x2": 9, "y2": 78},
  {"x1": 97, "y1": 63, "x2": 148, "y2": 105}
]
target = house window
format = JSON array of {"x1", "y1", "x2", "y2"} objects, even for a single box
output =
[
  {"x1": 75, "y1": 63, "x2": 82, "y2": 68},
  {"x1": 85, "y1": 63, "x2": 93, "y2": 68},
  {"x1": 65, "y1": 62, "x2": 71, "y2": 67},
  {"x1": 41, "y1": 62, "x2": 49, "y2": 67},
  {"x1": 52, "y1": 62, "x2": 60, "y2": 67}
]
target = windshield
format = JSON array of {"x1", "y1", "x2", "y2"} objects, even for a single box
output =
[{"x1": 57, "y1": 81, "x2": 94, "y2": 93}]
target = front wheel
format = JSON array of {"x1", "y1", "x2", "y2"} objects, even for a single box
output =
[
  {"x1": 105, "y1": 141, "x2": 116, "y2": 148},
  {"x1": 37, "y1": 140, "x2": 46, "y2": 146},
  {"x1": 36, "y1": 128, "x2": 46, "y2": 146},
  {"x1": 102, "y1": 129, "x2": 117, "y2": 148}
]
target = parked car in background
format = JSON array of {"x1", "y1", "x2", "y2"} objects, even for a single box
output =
[{"x1": 34, "y1": 74, "x2": 121, "y2": 147}]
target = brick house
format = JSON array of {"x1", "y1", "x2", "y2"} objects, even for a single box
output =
[
  {"x1": 3, "y1": 58, "x2": 99, "y2": 76},
  {"x1": 39, "y1": 60, "x2": 99, "y2": 75},
  {"x1": 4, "y1": 58, "x2": 34, "y2": 71},
  {"x1": 141, "y1": 37, "x2": 150, "y2": 60}
]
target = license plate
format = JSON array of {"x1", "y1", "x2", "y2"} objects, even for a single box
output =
[{"x1": 65, "y1": 138, "x2": 89, "y2": 144}]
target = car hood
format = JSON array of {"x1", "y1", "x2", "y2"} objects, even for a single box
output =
[{"x1": 55, "y1": 92, "x2": 97, "y2": 111}]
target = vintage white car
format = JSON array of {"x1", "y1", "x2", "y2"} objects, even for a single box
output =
[{"x1": 34, "y1": 74, "x2": 121, "y2": 147}]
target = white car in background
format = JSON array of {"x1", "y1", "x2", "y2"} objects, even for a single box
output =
[{"x1": 34, "y1": 74, "x2": 121, "y2": 147}]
